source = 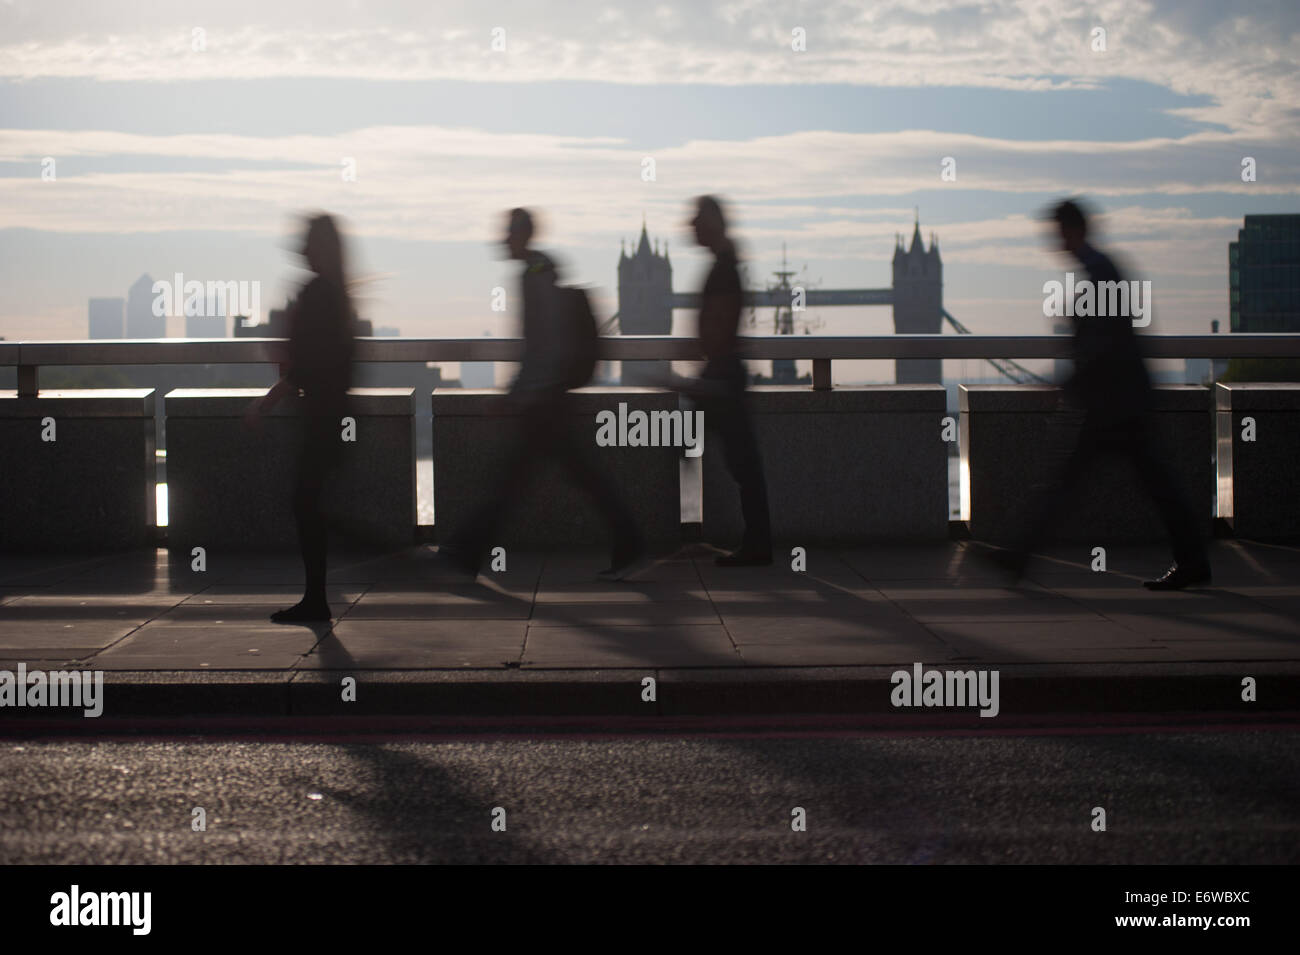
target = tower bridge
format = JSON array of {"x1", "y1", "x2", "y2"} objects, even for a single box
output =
[{"x1": 615, "y1": 215, "x2": 1046, "y2": 386}]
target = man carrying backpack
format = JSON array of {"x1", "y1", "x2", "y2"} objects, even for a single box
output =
[{"x1": 440, "y1": 208, "x2": 646, "y2": 581}]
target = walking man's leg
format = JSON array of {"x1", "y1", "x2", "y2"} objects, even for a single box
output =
[
  {"x1": 993, "y1": 415, "x2": 1101, "y2": 578},
  {"x1": 711, "y1": 386, "x2": 772, "y2": 565},
  {"x1": 273, "y1": 418, "x2": 335, "y2": 622},
  {"x1": 545, "y1": 399, "x2": 645, "y2": 576},
  {"x1": 443, "y1": 402, "x2": 541, "y2": 574},
  {"x1": 1126, "y1": 418, "x2": 1211, "y2": 589}
]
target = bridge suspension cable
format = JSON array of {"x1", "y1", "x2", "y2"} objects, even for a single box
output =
[{"x1": 942, "y1": 308, "x2": 1050, "y2": 384}]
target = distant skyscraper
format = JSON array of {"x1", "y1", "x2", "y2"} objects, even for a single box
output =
[
  {"x1": 233, "y1": 304, "x2": 289, "y2": 338},
  {"x1": 88, "y1": 297, "x2": 125, "y2": 339},
  {"x1": 892, "y1": 215, "x2": 943, "y2": 384},
  {"x1": 126, "y1": 273, "x2": 165, "y2": 338},
  {"x1": 185, "y1": 308, "x2": 226, "y2": 338},
  {"x1": 1230, "y1": 213, "x2": 1300, "y2": 332},
  {"x1": 461, "y1": 331, "x2": 495, "y2": 388},
  {"x1": 617, "y1": 221, "x2": 673, "y2": 385}
]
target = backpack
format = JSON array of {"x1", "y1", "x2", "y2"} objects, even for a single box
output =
[{"x1": 558, "y1": 285, "x2": 599, "y2": 389}]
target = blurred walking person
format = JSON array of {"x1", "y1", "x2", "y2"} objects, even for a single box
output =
[
  {"x1": 441, "y1": 208, "x2": 645, "y2": 581},
  {"x1": 244, "y1": 213, "x2": 356, "y2": 621},
  {"x1": 991, "y1": 198, "x2": 1210, "y2": 590},
  {"x1": 686, "y1": 196, "x2": 772, "y2": 566}
]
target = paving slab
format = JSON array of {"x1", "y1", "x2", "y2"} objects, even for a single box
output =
[
  {"x1": 837, "y1": 545, "x2": 1005, "y2": 581},
  {"x1": 0, "y1": 555, "x2": 117, "y2": 587},
  {"x1": 299, "y1": 619, "x2": 527, "y2": 669},
  {"x1": 1106, "y1": 611, "x2": 1299, "y2": 643},
  {"x1": 1244, "y1": 596, "x2": 1300, "y2": 618},
  {"x1": 3, "y1": 593, "x2": 188, "y2": 617},
  {"x1": 344, "y1": 587, "x2": 533, "y2": 620},
  {"x1": 721, "y1": 610, "x2": 943, "y2": 647},
  {"x1": 1044, "y1": 586, "x2": 1266, "y2": 617},
  {"x1": 1027, "y1": 571, "x2": 1161, "y2": 588},
  {"x1": 179, "y1": 586, "x2": 365, "y2": 606},
  {"x1": 331, "y1": 550, "x2": 545, "y2": 588},
  {"x1": 156, "y1": 603, "x2": 326, "y2": 623},
  {"x1": 877, "y1": 583, "x2": 1103, "y2": 622},
  {"x1": 57, "y1": 553, "x2": 178, "y2": 582},
  {"x1": 529, "y1": 601, "x2": 722, "y2": 627},
  {"x1": 534, "y1": 583, "x2": 710, "y2": 603},
  {"x1": 694, "y1": 563, "x2": 868, "y2": 590},
  {"x1": 709, "y1": 592, "x2": 892, "y2": 617},
  {"x1": 90, "y1": 623, "x2": 318, "y2": 669},
  {"x1": 1219, "y1": 588, "x2": 1300, "y2": 619},
  {"x1": 0, "y1": 618, "x2": 145, "y2": 652},
  {"x1": 0, "y1": 656, "x2": 86, "y2": 670},
  {"x1": 538, "y1": 555, "x2": 701, "y2": 585}
]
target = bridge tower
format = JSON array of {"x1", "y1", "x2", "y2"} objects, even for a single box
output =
[
  {"x1": 892, "y1": 213, "x2": 944, "y2": 383},
  {"x1": 617, "y1": 220, "x2": 673, "y2": 385}
]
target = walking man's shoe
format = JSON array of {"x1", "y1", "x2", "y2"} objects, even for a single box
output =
[
  {"x1": 1143, "y1": 562, "x2": 1212, "y2": 591},
  {"x1": 270, "y1": 599, "x2": 332, "y2": 623}
]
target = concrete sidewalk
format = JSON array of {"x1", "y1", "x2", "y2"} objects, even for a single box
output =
[{"x1": 1, "y1": 540, "x2": 1297, "y2": 720}]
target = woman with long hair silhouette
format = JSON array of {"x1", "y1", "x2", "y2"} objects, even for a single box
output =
[{"x1": 244, "y1": 213, "x2": 356, "y2": 621}]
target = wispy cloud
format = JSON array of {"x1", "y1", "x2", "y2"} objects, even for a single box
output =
[
  {"x1": 2, "y1": 0, "x2": 1298, "y2": 134},
  {"x1": 3, "y1": 125, "x2": 1295, "y2": 243}
]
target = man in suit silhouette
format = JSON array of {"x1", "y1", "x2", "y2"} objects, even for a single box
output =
[
  {"x1": 689, "y1": 196, "x2": 773, "y2": 566},
  {"x1": 994, "y1": 198, "x2": 1210, "y2": 590}
]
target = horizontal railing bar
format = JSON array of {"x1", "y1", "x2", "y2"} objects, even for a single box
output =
[
  {"x1": 670, "y1": 289, "x2": 894, "y2": 309},
  {"x1": 2, "y1": 334, "x2": 1299, "y2": 366}
]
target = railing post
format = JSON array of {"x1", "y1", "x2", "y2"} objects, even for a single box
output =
[
  {"x1": 812, "y1": 358, "x2": 832, "y2": 391},
  {"x1": 17, "y1": 364, "x2": 37, "y2": 396}
]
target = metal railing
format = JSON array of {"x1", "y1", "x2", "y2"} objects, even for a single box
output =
[{"x1": 3, "y1": 334, "x2": 1299, "y2": 394}]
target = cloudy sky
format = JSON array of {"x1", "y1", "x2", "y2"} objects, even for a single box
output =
[{"x1": 1, "y1": 0, "x2": 1297, "y2": 363}]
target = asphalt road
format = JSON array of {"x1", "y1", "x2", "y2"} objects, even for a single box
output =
[{"x1": 1, "y1": 727, "x2": 1296, "y2": 864}]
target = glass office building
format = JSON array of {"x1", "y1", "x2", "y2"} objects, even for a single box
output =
[{"x1": 1229, "y1": 214, "x2": 1300, "y2": 332}]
